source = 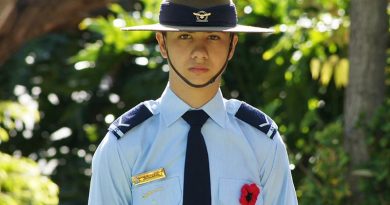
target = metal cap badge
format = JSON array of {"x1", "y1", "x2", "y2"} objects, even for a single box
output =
[{"x1": 193, "y1": 11, "x2": 212, "y2": 22}]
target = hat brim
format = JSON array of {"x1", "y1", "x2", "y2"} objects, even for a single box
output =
[{"x1": 121, "y1": 23, "x2": 274, "y2": 33}]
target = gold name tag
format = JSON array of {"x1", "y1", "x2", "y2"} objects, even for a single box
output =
[{"x1": 131, "y1": 168, "x2": 166, "y2": 186}]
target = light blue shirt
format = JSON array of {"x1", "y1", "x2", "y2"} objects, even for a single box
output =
[{"x1": 88, "y1": 84, "x2": 298, "y2": 205}]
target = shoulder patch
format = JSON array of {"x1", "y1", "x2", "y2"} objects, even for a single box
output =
[
  {"x1": 108, "y1": 103, "x2": 153, "y2": 139},
  {"x1": 235, "y1": 102, "x2": 278, "y2": 139}
]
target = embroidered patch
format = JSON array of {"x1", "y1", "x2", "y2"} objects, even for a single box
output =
[
  {"x1": 108, "y1": 103, "x2": 153, "y2": 139},
  {"x1": 235, "y1": 102, "x2": 278, "y2": 139}
]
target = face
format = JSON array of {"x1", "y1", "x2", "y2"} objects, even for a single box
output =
[{"x1": 156, "y1": 31, "x2": 238, "y2": 86}]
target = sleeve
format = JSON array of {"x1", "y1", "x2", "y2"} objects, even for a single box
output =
[
  {"x1": 260, "y1": 132, "x2": 298, "y2": 205},
  {"x1": 88, "y1": 133, "x2": 132, "y2": 205}
]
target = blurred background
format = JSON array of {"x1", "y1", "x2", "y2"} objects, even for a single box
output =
[{"x1": 0, "y1": 0, "x2": 389, "y2": 204}]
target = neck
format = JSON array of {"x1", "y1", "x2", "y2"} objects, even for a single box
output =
[{"x1": 169, "y1": 76, "x2": 220, "y2": 109}]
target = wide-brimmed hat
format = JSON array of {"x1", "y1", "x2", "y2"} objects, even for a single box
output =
[{"x1": 121, "y1": 0, "x2": 273, "y2": 33}]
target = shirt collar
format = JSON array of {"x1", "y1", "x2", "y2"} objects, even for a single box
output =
[
  {"x1": 201, "y1": 89, "x2": 227, "y2": 128},
  {"x1": 159, "y1": 83, "x2": 227, "y2": 128}
]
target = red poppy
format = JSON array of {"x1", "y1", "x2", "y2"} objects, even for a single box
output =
[{"x1": 239, "y1": 183, "x2": 260, "y2": 205}]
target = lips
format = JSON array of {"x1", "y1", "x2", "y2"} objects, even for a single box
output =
[{"x1": 189, "y1": 67, "x2": 209, "y2": 74}]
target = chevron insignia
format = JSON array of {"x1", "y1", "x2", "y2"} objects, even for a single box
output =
[
  {"x1": 108, "y1": 103, "x2": 153, "y2": 139},
  {"x1": 235, "y1": 102, "x2": 278, "y2": 139}
]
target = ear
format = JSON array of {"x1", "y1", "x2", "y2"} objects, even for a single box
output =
[
  {"x1": 156, "y1": 32, "x2": 168, "y2": 58},
  {"x1": 228, "y1": 34, "x2": 239, "y2": 60}
]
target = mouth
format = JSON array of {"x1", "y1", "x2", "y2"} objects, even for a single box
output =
[{"x1": 189, "y1": 67, "x2": 209, "y2": 74}]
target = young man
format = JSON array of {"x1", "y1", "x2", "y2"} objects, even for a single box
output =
[{"x1": 88, "y1": 0, "x2": 298, "y2": 204}]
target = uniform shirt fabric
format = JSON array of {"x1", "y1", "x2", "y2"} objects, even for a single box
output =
[{"x1": 88, "y1": 83, "x2": 298, "y2": 205}]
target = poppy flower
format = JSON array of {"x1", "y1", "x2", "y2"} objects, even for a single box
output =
[{"x1": 239, "y1": 183, "x2": 260, "y2": 205}]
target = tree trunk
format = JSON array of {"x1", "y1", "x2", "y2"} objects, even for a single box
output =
[
  {"x1": 0, "y1": 0, "x2": 113, "y2": 66},
  {"x1": 344, "y1": 0, "x2": 388, "y2": 203}
]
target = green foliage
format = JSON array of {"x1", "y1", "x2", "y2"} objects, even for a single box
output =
[
  {"x1": 0, "y1": 2, "x2": 166, "y2": 204},
  {"x1": 0, "y1": 101, "x2": 39, "y2": 143},
  {"x1": 296, "y1": 121, "x2": 350, "y2": 204},
  {"x1": 0, "y1": 152, "x2": 59, "y2": 205},
  {"x1": 77, "y1": 4, "x2": 154, "y2": 55},
  {"x1": 0, "y1": 97, "x2": 58, "y2": 204},
  {"x1": 360, "y1": 99, "x2": 390, "y2": 204},
  {"x1": 237, "y1": 0, "x2": 350, "y2": 89},
  {"x1": 292, "y1": 100, "x2": 390, "y2": 205}
]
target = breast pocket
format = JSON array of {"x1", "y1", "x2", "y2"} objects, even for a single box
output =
[
  {"x1": 132, "y1": 177, "x2": 182, "y2": 205},
  {"x1": 219, "y1": 178, "x2": 263, "y2": 205}
]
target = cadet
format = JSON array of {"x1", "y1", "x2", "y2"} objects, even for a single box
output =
[{"x1": 88, "y1": 0, "x2": 298, "y2": 204}]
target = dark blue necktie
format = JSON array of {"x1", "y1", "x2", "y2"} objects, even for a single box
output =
[{"x1": 182, "y1": 110, "x2": 211, "y2": 205}]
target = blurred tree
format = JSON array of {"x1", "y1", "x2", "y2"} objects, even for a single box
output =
[
  {"x1": 0, "y1": 2, "x2": 164, "y2": 203},
  {"x1": 345, "y1": 0, "x2": 388, "y2": 203},
  {"x1": 0, "y1": 0, "x2": 115, "y2": 65}
]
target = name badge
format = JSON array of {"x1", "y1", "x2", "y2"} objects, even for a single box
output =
[{"x1": 132, "y1": 168, "x2": 166, "y2": 186}]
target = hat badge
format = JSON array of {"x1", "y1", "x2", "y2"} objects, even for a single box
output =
[{"x1": 193, "y1": 11, "x2": 212, "y2": 22}]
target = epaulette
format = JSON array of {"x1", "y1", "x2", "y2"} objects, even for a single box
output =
[
  {"x1": 108, "y1": 103, "x2": 153, "y2": 139},
  {"x1": 235, "y1": 102, "x2": 278, "y2": 139}
]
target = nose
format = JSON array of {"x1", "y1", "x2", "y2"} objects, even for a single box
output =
[{"x1": 191, "y1": 43, "x2": 208, "y2": 62}]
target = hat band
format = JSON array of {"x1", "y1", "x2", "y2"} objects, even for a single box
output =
[{"x1": 159, "y1": 3, "x2": 237, "y2": 27}]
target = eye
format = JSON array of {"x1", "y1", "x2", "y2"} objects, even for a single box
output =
[
  {"x1": 208, "y1": 35, "x2": 221, "y2": 40},
  {"x1": 179, "y1": 34, "x2": 192, "y2": 39}
]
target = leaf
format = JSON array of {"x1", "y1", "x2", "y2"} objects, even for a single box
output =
[
  {"x1": 109, "y1": 3, "x2": 127, "y2": 14},
  {"x1": 320, "y1": 61, "x2": 333, "y2": 85},
  {"x1": 334, "y1": 58, "x2": 349, "y2": 88},
  {"x1": 84, "y1": 124, "x2": 98, "y2": 142},
  {"x1": 310, "y1": 58, "x2": 321, "y2": 80},
  {"x1": 0, "y1": 127, "x2": 9, "y2": 142}
]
